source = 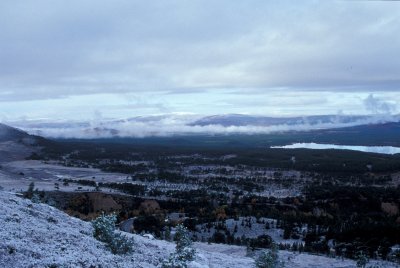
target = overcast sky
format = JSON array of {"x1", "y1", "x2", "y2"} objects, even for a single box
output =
[{"x1": 1, "y1": 0, "x2": 400, "y2": 122}]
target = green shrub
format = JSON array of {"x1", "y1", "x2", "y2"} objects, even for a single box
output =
[
  {"x1": 31, "y1": 193, "x2": 41, "y2": 203},
  {"x1": 255, "y1": 244, "x2": 284, "y2": 268},
  {"x1": 92, "y1": 213, "x2": 133, "y2": 254}
]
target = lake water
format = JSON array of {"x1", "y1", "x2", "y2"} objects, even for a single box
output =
[{"x1": 271, "y1": 143, "x2": 400, "y2": 155}]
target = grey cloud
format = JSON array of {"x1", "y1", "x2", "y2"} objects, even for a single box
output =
[
  {"x1": 0, "y1": 1, "x2": 399, "y2": 103},
  {"x1": 363, "y1": 94, "x2": 397, "y2": 114}
]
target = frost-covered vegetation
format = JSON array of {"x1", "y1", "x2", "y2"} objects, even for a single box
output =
[
  {"x1": 0, "y1": 190, "x2": 251, "y2": 267},
  {"x1": 1, "y1": 189, "x2": 399, "y2": 267},
  {"x1": 92, "y1": 213, "x2": 134, "y2": 254},
  {"x1": 162, "y1": 224, "x2": 196, "y2": 268},
  {"x1": 255, "y1": 245, "x2": 284, "y2": 268}
]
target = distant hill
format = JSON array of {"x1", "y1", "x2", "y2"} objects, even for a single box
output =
[
  {"x1": 190, "y1": 114, "x2": 373, "y2": 127},
  {"x1": 0, "y1": 123, "x2": 46, "y2": 162},
  {"x1": 0, "y1": 123, "x2": 47, "y2": 144},
  {"x1": 308, "y1": 121, "x2": 400, "y2": 146},
  {"x1": 0, "y1": 123, "x2": 30, "y2": 142}
]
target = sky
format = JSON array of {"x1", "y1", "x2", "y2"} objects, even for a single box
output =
[{"x1": 1, "y1": 0, "x2": 400, "y2": 124}]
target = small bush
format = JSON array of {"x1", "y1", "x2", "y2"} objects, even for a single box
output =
[
  {"x1": 255, "y1": 244, "x2": 284, "y2": 268},
  {"x1": 31, "y1": 193, "x2": 41, "y2": 203},
  {"x1": 355, "y1": 251, "x2": 369, "y2": 268},
  {"x1": 46, "y1": 197, "x2": 57, "y2": 208},
  {"x1": 92, "y1": 213, "x2": 133, "y2": 254},
  {"x1": 46, "y1": 216, "x2": 58, "y2": 224},
  {"x1": 161, "y1": 254, "x2": 188, "y2": 268},
  {"x1": 8, "y1": 246, "x2": 15, "y2": 254},
  {"x1": 388, "y1": 249, "x2": 400, "y2": 264}
]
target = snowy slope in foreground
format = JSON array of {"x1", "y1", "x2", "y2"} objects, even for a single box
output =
[
  {"x1": 0, "y1": 191, "x2": 398, "y2": 268},
  {"x1": 0, "y1": 190, "x2": 252, "y2": 268}
]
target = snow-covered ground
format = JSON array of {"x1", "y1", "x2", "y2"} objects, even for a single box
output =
[
  {"x1": 195, "y1": 217, "x2": 303, "y2": 245},
  {"x1": 0, "y1": 190, "x2": 398, "y2": 268},
  {"x1": 0, "y1": 160, "x2": 131, "y2": 193},
  {"x1": 0, "y1": 190, "x2": 253, "y2": 267}
]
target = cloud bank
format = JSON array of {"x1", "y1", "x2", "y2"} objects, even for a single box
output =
[{"x1": 14, "y1": 113, "x2": 400, "y2": 139}]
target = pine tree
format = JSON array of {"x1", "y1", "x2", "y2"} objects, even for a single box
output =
[
  {"x1": 174, "y1": 224, "x2": 196, "y2": 262},
  {"x1": 162, "y1": 224, "x2": 196, "y2": 268},
  {"x1": 165, "y1": 226, "x2": 172, "y2": 241},
  {"x1": 25, "y1": 182, "x2": 35, "y2": 199}
]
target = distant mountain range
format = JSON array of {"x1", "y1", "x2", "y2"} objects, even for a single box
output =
[
  {"x1": 2, "y1": 113, "x2": 400, "y2": 139},
  {"x1": 189, "y1": 114, "x2": 379, "y2": 127}
]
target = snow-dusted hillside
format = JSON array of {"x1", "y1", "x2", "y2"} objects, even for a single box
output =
[
  {"x1": 0, "y1": 190, "x2": 398, "y2": 268},
  {"x1": 0, "y1": 190, "x2": 253, "y2": 267}
]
